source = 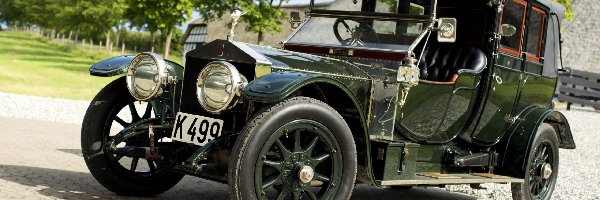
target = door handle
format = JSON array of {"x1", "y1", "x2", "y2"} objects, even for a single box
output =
[{"x1": 492, "y1": 73, "x2": 503, "y2": 84}]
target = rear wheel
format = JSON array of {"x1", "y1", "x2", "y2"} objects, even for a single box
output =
[
  {"x1": 228, "y1": 97, "x2": 357, "y2": 200},
  {"x1": 511, "y1": 123, "x2": 559, "y2": 200},
  {"x1": 81, "y1": 77, "x2": 183, "y2": 196}
]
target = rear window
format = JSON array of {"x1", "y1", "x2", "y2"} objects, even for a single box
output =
[
  {"x1": 500, "y1": 0, "x2": 526, "y2": 52},
  {"x1": 526, "y1": 8, "x2": 546, "y2": 59}
]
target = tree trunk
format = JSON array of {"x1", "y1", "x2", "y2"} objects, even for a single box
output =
[
  {"x1": 150, "y1": 32, "x2": 155, "y2": 53},
  {"x1": 105, "y1": 30, "x2": 111, "y2": 54},
  {"x1": 68, "y1": 31, "x2": 73, "y2": 40},
  {"x1": 257, "y1": 31, "x2": 264, "y2": 45},
  {"x1": 163, "y1": 28, "x2": 173, "y2": 59},
  {"x1": 115, "y1": 30, "x2": 120, "y2": 54},
  {"x1": 74, "y1": 30, "x2": 79, "y2": 42}
]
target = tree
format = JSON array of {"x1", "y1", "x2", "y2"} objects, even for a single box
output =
[
  {"x1": 52, "y1": 0, "x2": 127, "y2": 53},
  {"x1": 85, "y1": 0, "x2": 126, "y2": 53},
  {"x1": 0, "y1": 0, "x2": 23, "y2": 28},
  {"x1": 553, "y1": 0, "x2": 574, "y2": 20},
  {"x1": 127, "y1": 0, "x2": 194, "y2": 59},
  {"x1": 0, "y1": 0, "x2": 59, "y2": 30},
  {"x1": 196, "y1": 0, "x2": 289, "y2": 45}
]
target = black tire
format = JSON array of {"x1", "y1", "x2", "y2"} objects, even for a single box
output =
[
  {"x1": 511, "y1": 123, "x2": 559, "y2": 200},
  {"x1": 228, "y1": 97, "x2": 357, "y2": 200},
  {"x1": 81, "y1": 77, "x2": 183, "y2": 196}
]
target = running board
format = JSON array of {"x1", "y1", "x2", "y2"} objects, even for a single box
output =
[{"x1": 379, "y1": 173, "x2": 523, "y2": 186}]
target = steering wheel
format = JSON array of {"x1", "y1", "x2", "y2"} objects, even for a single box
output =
[{"x1": 333, "y1": 18, "x2": 380, "y2": 47}]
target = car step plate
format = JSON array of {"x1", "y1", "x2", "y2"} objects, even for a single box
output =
[
  {"x1": 417, "y1": 173, "x2": 461, "y2": 179},
  {"x1": 471, "y1": 173, "x2": 511, "y2": 179},
  {"x1": 380, "y1": 173, "x2": 523, "y2": 186}
]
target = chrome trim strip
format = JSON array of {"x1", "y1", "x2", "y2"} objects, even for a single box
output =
[
  {"x1": 245, "y1": 43, "x2": 349, "y2": 63},
  {"x1": 284, "y1": 42, "x2": 410, "y2": 54},
  {"x1": 380, "y1": 177, "x2": 523, "y2": 186},
  {"x1": 270, "y1": 66, "x2": 370, "y2": 81},
  {"x1": 366, "y1": 80, "x2": 375, "y2": 128},
  {"x1": 408, "y1": 23, "x2": 434, "y2": 56},
  {"x1": 282, "y1": 17, "x2": 311, "y2": 45},
  {"x1": 231, "y1": 41, "x2": 273, "y2": 66}
]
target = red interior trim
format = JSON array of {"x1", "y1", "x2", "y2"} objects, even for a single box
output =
[
  {"x1": 419, "y1": 74, "x2": 458, "y2": 85},
  {"x1": 500, "y1": 47, "x2": 521, "y2": 57}
]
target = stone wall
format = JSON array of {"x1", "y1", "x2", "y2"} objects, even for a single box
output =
[{"x1": 561, "y1": 0, "x2": 600, "y2": 71}]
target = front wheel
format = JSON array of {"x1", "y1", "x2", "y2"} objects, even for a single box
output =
[
  {"x1": 81, "y1": 77, "x2": 184, "y2": 196},
  {"x1": 229, "y1": 97, "x2": 357, "y2": 200},
  {"x1": 511, "y1": 123, "x2": 559, "y2": 200}
]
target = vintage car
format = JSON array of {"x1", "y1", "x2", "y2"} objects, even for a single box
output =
[{"x1": 81, "y1": 0, "x2": 576, "y2": 199}]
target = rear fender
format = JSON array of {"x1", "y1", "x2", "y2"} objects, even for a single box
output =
[{"x1": 498, "y1": 107, "x2": 575, "y2": 178}]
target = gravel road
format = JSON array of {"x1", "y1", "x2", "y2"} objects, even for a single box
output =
[{"x1": 0, "y1": 91, "x2": 598, "y2": 199}]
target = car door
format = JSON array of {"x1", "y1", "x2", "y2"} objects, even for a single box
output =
[
  {"x1": 518, "y1": 5, "x2": 557, "y2": 109},
  {"x1": 469, "y1": 0, "x2": 528, "y2": 144}
]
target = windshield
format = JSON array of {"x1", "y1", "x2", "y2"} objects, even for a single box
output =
[
  {"x1": 314, "y1": 0, "x2": 431, "y2": 14},
  {"x1": 287, "y1": 0, "x2": 433, "y2": 51}
]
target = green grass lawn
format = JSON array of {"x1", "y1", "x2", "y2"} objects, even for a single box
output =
[{"x1": 0, "y1": 31, "x2": 181, "y2": 100}]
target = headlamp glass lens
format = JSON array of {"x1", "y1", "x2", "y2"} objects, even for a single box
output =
[{"x1": 132, "y1": 55, "x2": 160, "y2": 98}]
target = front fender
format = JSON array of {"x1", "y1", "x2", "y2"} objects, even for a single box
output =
[
  {"x1": 89, "y1": 55, "x2": 184, "y2": 79},
  {"x1": 498, "y1": 107, "x2": 575, "y2": 178},
  {"x1": 243, "y1": 71, "x2": 378, "y2": 185},
  {"x1": 89, "y1": 55, "x2": 134, "y2": 77},
  {"x1": 244, "y1": 71, "x2": 355, "y2": 103}
]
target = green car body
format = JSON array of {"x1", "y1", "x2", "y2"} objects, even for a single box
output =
[{"x1": 85, "y1": 0, "x2": 575, "y2": 199}]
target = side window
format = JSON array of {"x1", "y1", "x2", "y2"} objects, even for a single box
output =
[
  {"x1": 525, "y1": 7, "x2": 546, "y2": 62},
  {"x1": 500, "y1": 0, "x2": 526, "y2": 54}
]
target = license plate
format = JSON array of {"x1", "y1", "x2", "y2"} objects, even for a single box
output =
[{"x1": 171, "y1": 112, "x2": 223, "y2": 146}]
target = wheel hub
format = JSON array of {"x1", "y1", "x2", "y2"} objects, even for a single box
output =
[
  {"x1": 540, "y1": 163, "x2": 553, "y2": 180},
  {"x1": 298, "y1": 166, "x2": 314, "y2": 183}
]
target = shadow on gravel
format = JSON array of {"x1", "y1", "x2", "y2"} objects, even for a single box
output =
[
  {"x1": 0, "y1": 164, "x2": 476, "y2": 199},
  {"x1": 351, "y1": 185, "x2": 477, "y2": 200},
  {"x1": 57, "y1": 149, "x2": 83, "y2": 157},
  {"x1": 0, "y1": 164, "x2": 117, "y2": 199}
]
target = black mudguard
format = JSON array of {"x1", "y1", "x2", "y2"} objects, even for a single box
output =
[
  {"x1": 498, "y1": 107, "x2": 575, "y2": 178},
  {"x1": 89, "y1": 55, "x2": 184, "y2": 78}
]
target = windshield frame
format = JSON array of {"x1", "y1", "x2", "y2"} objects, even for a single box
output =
[{"x1": 283, "y1": 0, "x2": 438, "y2": 54}]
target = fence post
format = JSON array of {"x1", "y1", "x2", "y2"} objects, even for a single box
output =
[
  {"x1": 89, "y1": 39, "x2": 93, "y2": 52},
  {"x1": 82, "y1": 39, "x2": 86, "y2": 49}
]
